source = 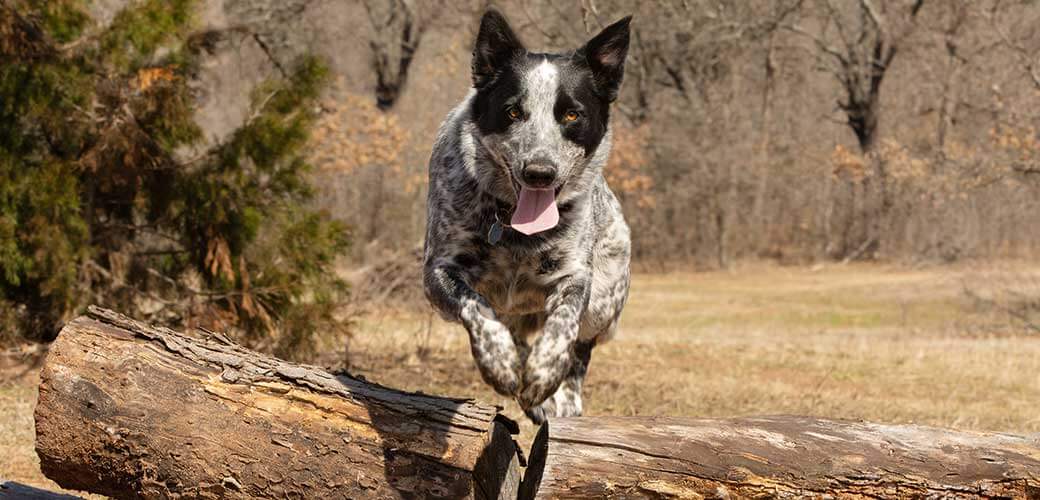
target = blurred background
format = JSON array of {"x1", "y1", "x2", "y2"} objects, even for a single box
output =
[{"x1": 3, "y1": 0, "x2": 1040, "y2": 491}]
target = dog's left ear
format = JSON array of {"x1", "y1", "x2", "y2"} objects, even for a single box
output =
[{"x1": 581, "y1": 16, "x2": 632, "y2": 102}]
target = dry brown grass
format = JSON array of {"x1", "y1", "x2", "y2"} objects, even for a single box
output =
[
  {"x1": 1, "y1": 370, "x2": 42, "y2": 486},
  {"x1": 0, "y1": 351, "x2": 97, "y2": 495},
  {"x1": 343, "y1": 262, "x2": 1040, "y2": 445},
  {"x1": 4, "y1": 263, "x2": 1040, "y2": 489}
]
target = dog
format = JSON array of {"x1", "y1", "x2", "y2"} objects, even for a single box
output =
[{"x1": 422, "y1": 8, "x2": 632, "y2": 423}]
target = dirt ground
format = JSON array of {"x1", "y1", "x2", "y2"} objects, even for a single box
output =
[{"x1": 4, "y1": 262, "x2": 1040, "y2": 492}]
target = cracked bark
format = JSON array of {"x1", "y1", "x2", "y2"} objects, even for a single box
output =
[
  {"x1": 33, "y1": 308, "x2": 1040, "y2": 499},
  {"x1": 34, "y1": 307, "x2": 521, "y2": 499},
  {"x1": 521, "y1": 416, "x2": 1040, "y2": 499}
]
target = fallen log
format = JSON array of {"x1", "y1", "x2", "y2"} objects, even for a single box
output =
[
  {"x1": 34, "y1": 307, "x2": 521, "y2": 499},
  {"x1": 36, "y1": 308, "x2": 1040, "y2": 499},
  {"x1": 520, "y1": 415, "x2": 1040, "y2": 499}
]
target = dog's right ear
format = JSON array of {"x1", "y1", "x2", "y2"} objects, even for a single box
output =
[{"x1": 472, "y1": 8, "x2": 524, "y2": 88}]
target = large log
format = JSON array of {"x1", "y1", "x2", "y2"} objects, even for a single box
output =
[
  {"x1": 520, "y1": 416, "x2": 1040, "y2": 499},
  {"x1": 35, "y1": 308, "x2": 1040, "y2": 499},
  {"x1": 34, "y1": 307, "x2": 521, "y2": 499}
]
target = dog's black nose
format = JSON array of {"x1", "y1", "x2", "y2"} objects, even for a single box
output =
[{"x1": 521, "y1": 162, "x2": 557, "y2": 188}]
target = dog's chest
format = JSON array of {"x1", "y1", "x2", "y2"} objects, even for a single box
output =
[{"x1": 473, "y1": 247, "x2": 562, "y2": 315}]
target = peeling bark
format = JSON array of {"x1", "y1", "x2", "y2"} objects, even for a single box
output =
[
  {"x1": 33, "y1": 309, "x2": 1040, "y2": 499},
  {"x1": 522, "y1": 416, "x2": 1040, "y2": 499},
  {"x1": 34, "y1": 307, "x2": 521, "y2": 499}
]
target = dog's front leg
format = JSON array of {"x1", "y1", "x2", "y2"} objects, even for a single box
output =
[
  {"x1": 518, "y1": 277, "x2": 591, "y2": 410},
  {"x1": 424, "y1": 265, "x2": 522, "y2": 396}
]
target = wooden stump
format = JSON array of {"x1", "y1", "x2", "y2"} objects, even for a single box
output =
[
  {"x1": 34, "y1": 307, "x2": 521, "y2": 499},
  {"x1": 521, "y1": 415, "x2": 1040, "y2": 499}
]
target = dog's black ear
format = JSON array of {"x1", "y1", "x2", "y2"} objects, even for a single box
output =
[
  {"x1": 581, "y1": 16, "x2": 632, "y2": 102},
  {"x1": 472, "y1": 8, "x2": 524, "y2": 88}
]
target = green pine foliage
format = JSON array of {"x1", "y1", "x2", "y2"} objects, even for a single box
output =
[{"x1": 0, "y1": 0, "x2": 350, "y2": 359}]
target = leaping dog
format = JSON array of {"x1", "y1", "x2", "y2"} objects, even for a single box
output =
[{"x1": 423, "y1": 9, "x2": 632, "y2": 423}]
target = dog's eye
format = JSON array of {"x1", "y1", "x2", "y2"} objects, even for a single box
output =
[
  {"x1": 562, "y1": 110, "x2": 580, "y2": 123},
  {"x1": 507, "y1": 106, "x2": 522, "y2": 120}
]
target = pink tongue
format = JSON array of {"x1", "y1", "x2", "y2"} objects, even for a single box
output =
[{"x1": 510, "y1": 187, "x2": 559, "y2": 235}]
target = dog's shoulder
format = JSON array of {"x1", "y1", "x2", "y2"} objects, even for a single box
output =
[{"x1": 429, "y1": 91, "x2": 476, "y2": 171}]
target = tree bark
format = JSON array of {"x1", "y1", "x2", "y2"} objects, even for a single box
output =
[
  {"x1": 520, "y1": 416, "x2": 1040, "y2": 499},
  {"x1": 34, "y1": 307, "x2": 521, "y2": 500},
  {"x1": 35, "y1": 309, "x2": 1040, "y2": 499}
]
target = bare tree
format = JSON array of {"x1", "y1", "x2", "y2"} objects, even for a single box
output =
[
  {"x1": 785, "y1": 0, "x2": 925, "y2": 153},
  {"x1": 781, "y1": 1, "x2": 925, "y2": 259},
  {"x1": 934, "y1": 1, "x2": 969, "y2": 148},
  {"x1": 305, "y1": 0, "x2": 1040, "y2": 267},
  {"x1": 363, "y1": 0, "x2": 433, "y2": 110},
  {"x1": 981, "y1": 1, "x2": 1040, "y2": 92}
]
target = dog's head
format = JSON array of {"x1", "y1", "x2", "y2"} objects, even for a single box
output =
[{"x1": 468, "y1": 9, "x2": 631, "y2": 235}]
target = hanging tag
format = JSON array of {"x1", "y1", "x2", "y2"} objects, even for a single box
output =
[{"x1": 487, "y1": 220, "x2": 503, "y2": 245}]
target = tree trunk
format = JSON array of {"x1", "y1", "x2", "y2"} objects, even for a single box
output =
[
  {"x1": 520, "y1": 416, "x2": 1040, "y2": 499},
  {"x1": 36, "y1": 309, "x2": 1040, "y2": 499},
  {"x1": 750, "y1": 30, "x2": 776, "y2": 253},
  {"x1": 34, "y1": 307, "x2": 521, "y2": 500}
]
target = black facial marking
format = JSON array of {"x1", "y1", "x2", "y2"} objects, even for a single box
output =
[
  {"x1": 471, "y1": 9, "x2": 528, "y2": 136},
  {"x1": 473, "y1": 64, "x2": 523, "y2": 136},
  {"x1": 554, "y1": 60, "x2": 610, "y2": 156},
  {"x1": 471, "y1": 15, "x2": 622, "y2": 161}
]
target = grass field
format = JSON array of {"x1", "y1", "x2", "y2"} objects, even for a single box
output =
[
  {"x1": 345, "y1": 262, "x2": 1040, "y2": 440},
  {"x1": 4, "y1": 262, "x2": 1040, "y2": 491}
]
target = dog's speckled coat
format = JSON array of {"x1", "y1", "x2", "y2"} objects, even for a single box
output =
[{"x1": 423, "y1": 9, "x2": 632, "y2": 423}]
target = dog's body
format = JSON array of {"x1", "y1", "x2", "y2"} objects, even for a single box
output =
[{"x1": 423, "y1": 10, "x2": 631, "y2": 422}]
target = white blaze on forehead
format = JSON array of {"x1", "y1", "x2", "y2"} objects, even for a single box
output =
[
  {"x1": 524, "y1": 59, "x2": 559, "y2": 117},
  {"x1": 533, "y1": 59, "x2": 557, "y2": 81}
]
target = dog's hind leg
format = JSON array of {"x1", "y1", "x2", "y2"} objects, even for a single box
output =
[{"x1": 523, "y1": 339, "x2": 593, "y2": 424}]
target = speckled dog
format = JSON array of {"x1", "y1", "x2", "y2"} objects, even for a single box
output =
[{"x1": 423, "y1": 9, "x2": 632, "y2": 423}]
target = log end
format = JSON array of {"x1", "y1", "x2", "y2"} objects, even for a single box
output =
[
  {"x1": 474, "y1": 421, "x2": 522, "y2": 500},
  {"x1": 518, "y1": 421, "x2": 549, "y2": 500}
]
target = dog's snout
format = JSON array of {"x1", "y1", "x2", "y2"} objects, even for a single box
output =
[{"x1": 521, "y1": 162, "x2": 557, "y2": 188}]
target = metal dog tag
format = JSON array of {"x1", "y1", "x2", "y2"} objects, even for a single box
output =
[{"x1": 487, "y1": 221, "x2": 504, "y2": 245}]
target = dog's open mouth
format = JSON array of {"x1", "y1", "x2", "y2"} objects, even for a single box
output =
[{"x1": 510, "y1": 186, "x2": 558, "y2": 235}]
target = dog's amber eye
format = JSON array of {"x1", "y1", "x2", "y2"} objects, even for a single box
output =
[
  {"x1": 563, "y1": 110, "x2": 580, "y2": 123},
  {"x1": 507, "y1": 106, "x2": 522, "y2": 120}
]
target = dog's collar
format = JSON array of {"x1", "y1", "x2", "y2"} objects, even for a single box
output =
[
  {"x1": 487, "y1": 213, "x2": 507, "y2": 245},
  {"x1": 492, "y1": 197, "x2": 514, "y2": 222},
  {"x1": 487, "y1": 198, "x2": 513, "y2": 245}
]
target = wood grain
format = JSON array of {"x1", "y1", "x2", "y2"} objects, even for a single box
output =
[
  {"x1": 34, "y1": 307, "x2": 521, "y2": 499},
  {"x1": 524, "y1": 415, "x2": 1040, "y2": 499}
]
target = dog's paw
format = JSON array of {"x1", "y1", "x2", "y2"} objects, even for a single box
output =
[
  {"x1": 517, "y1": 373, "x2": 559, "y2": 410},
  {"x1": 523, "y1": 403, "x2": 550, "y2": 424},
  {"x1": 522, "y1": 391, "x2": 581, "y2": 423},
  {"x1": 518, "y1": 355, "x2": 570, "y2": 410},
  {"x1": 468, "y1": 320, "x2": 522, "y2": 396},
  {"x1": 517, "y1": 329, "x2": 574, "y2": 409}
]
